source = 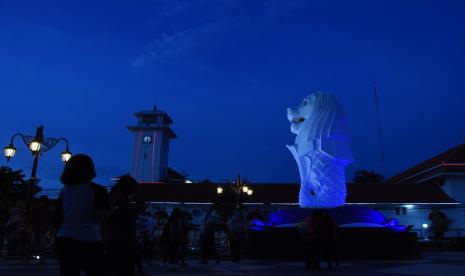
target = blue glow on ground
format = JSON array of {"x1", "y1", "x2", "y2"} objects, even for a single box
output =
[{"x1": 250, "y1": 206, "x2": 407, "y2": 232}]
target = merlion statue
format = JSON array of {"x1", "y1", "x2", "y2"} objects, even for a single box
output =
[{"x1": 286, "y1": 92, "x2": 353, "y2": 208}]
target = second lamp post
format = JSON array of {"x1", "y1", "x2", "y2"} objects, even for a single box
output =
[{"x1": 217, "y1": 174, "x2": 253, "y2": 208}]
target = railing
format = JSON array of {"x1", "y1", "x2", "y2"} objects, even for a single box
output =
[
  {"x1": 412, "y1": 228, "x2": 465, "y2": 240},
  {"x1": 150, "y1": 226, "x2": 230, "y2": 257}
]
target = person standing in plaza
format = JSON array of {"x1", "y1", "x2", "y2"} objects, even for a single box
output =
[
  {"x1": 323, "y1": 214, "x2": 339, "y2": 269},
  {"x1": 55, "y1": 154, "x2": 110, "y2": 276},
  {"x1": 304, "y1": 209, "x2": 326, "y2": 270},
  {"x1": 5, "y1": 207, "x2": 22, "y2": 257},
  {"x1": 175, "y1": 210, "x2": 191, "y2": 265},
  {"x1": 167, "y1": 208, "x2": 184, "y2": 266},
  {"x1": 0, "y1": 211, "x2": 7, "y2": 259},
  {"x1": 199, "y1": 211, "x2": 220, "y2": 264},
  {"x1": 105, "y1": 174, "x2": 138, "y2": 276},
  {"x1": 160, "y1": 217, "x2": 171, "y2": 267},
  {"x1": 25, "y1": 195, "x2": 53, "y2": 264},
  {"x1": 227, "y1": 212, "x2": 247, "y2": 263}
]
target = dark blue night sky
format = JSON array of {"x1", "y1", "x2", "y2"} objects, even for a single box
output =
[{"x1": 1, "y1": 0, "x2": 464, "y2": 190}]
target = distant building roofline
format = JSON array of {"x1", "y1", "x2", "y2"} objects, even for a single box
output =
[{"x1": 386, "y1": 142, "x2": 465, "y2": 184}]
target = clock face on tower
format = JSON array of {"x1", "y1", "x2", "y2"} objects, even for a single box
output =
[{"x1": 143, "y1": 135, "x2": 152, "y2": 144}]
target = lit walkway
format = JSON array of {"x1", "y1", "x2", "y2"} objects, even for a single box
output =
[
  {"x1": 1, "y1": 251, "x2": 465, "y2": 275},
  {"x1": 145, "y1": 251, "x2": 465, "y2": 275}
]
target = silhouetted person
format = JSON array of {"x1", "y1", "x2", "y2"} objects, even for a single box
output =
[
  {"x1": 0, "y1": 212, "x2": 7, "y2": 259},
  {"x1": 304, "y1": 209, "x2": 325, "y2": 270},
  {"x1": 160, "y1": 219, "x2": 171, "y2": 267},
  {"x1": 136, "y1": 211, "x2": 157, "y2": 260},
  {"x1": 105, "y1": 175, "x2": 138, "y2": 276},
  {"x1": 176, "y1": 211, "x2": 191, "y2": 265},
  {"x1": 166, "y1": 208, "x2": 184, "y2": 266},
  {"x1": 25, "y1": 195, "x2": 53, "y2": 264},
  {"x1": 323, "y1": 214, "x2": 339, "y2": 269},
  {"x1": 428, "y1": 209, "x2": 449, "y2": 241},
  {"x1": 55, "y1": 154, "x2": 110, "y2": 276},
  {"x1": 228, "y1": 212, "x2": 247, "y2": 263},
  {"x1": 200, "y1": 211, "x2": 220, "y2": 264},
  {"x1": 5, "y1": 207, "x2": 22, "y2": 256},
  {"x1": 133, "y1": 203, "x2": 151, "y2": 274}
]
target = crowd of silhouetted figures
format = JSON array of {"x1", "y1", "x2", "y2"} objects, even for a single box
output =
[
  {"x1": 301, "y1": 209, "x2": 340, "y2": 271},
  {"x1": 0, "y1": 153, "x2": 349, "y2": 275},
  {"x1": 0, "y1": 154, "x2": 251, "y2": 276}
]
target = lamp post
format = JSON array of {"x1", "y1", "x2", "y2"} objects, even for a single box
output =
[
  {"x1": 217, "y1": 174, "x2": 253, "y2": 209},
  {"x1": 3, "y1": 126, "x2": 71, "y2": 216}
]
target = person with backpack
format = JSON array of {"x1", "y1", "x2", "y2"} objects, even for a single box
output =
[{"x1": 54, "y1": 154, "x2": 110, "y2": 276}]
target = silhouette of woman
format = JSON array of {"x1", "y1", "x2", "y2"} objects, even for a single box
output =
[{"x1": 55, "y1": 154, "x2": 110, "y2": 276}]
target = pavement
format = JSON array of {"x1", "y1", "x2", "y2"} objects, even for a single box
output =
[{"x1": 1, "y1": 251, "x2": 465, "y2": 275}]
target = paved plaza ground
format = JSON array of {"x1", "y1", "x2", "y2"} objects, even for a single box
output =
[{"x1": 1, "y1": 251, "x2": 465, "y2": 275}]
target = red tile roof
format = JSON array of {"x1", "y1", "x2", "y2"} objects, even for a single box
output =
[
  {"x1": 345, "y1": 182, "x2": 456, "y2": 204},
  {"x1": 385, "y1": 142, "x2": 465, "y2": 184}
]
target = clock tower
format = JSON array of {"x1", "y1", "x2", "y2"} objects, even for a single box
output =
[{"x1": 127, "y1": 106, "x2": 177, "y2": 182}]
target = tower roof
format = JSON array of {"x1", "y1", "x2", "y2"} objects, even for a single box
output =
[
  {"x1": 134, "y1": 109, "x2": 174, "y2": 124},
  {"x1": 127, "y1": 106, "x2": 177, "y2": 138}
]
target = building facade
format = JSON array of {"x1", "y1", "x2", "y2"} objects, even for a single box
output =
[{"x1": 127, "y1": 107, "x2": 465, "y2": 239}]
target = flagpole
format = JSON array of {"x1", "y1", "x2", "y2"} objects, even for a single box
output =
[{"x1": 374, "y1": 84, "x2": 387, "y2": 177}]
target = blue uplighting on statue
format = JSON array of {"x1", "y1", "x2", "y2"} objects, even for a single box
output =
[{"x1": 287, "y1": 92, "x2": 353, "y2": 208}]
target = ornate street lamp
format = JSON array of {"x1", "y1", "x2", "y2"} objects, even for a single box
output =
[
  {"x1": 217, "y1": 174, "x2": 254, "y2": 208},
  {"x1": 3, "y1": 126, "x2": 71, "y2": 216}
]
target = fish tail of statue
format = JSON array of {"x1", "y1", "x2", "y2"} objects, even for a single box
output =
[{"x1": 296, "y1": 151, "x2": 348, "y2": 208}]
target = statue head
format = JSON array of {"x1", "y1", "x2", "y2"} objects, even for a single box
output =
[{"x1": 287, "y1": 92, "x2": 353, "y2": 162}]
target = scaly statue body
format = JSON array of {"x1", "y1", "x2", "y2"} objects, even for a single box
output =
[{"x1": 286, "y1": 92, "x2": 353, "y2": 208}]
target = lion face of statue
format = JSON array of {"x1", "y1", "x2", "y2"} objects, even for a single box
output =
[{"x1": 286, "y1": 92, "x2": 320, "y2": 135}]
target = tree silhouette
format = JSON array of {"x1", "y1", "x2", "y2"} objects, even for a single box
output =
[
  {"x1": 0, "y1": 166, "x2": 41, "y2": 212},
  {"x1": 353, "y1": 169, "x2": 384, "y2": 183}
]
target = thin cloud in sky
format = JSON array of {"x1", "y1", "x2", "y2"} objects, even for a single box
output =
[
  {"x1": 131, "y1": 0, "x2": 237, "y2": 69},
  {"x1": 131, "y1": 0, "x2": 303, "y2": 70}
]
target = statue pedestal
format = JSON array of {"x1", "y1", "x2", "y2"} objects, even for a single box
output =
[
  {"x1": 245, "y1": 206, "x2": 420, "y2": 260},
  {"x1": 264, "y1": 206, "x2": 387, "y2": 227},
  {"x1": 244, "y1": 226, "x2": 420, "y2": 260}
]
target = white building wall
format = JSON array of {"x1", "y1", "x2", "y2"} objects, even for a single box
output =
[
  {"x1": 442, "y1": 175, "x2": 465, "y2": 203},
  {"x1": 379, "y1": 205, "x2": 465, "y2": 239}
]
